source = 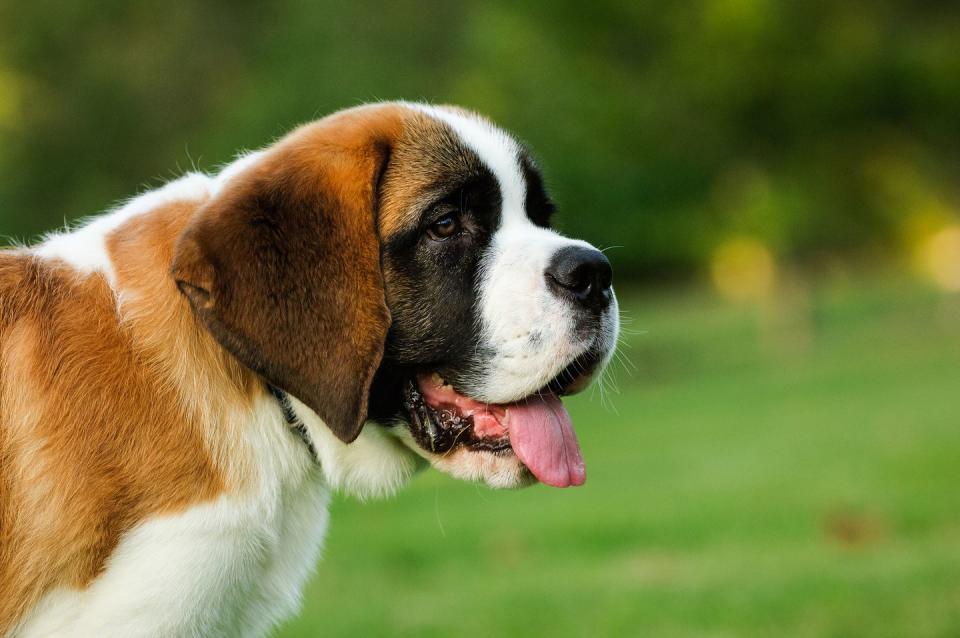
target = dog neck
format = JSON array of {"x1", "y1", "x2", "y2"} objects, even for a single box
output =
[{"x1": 267, "y1": 384, "x2": 320, "y2": 464}]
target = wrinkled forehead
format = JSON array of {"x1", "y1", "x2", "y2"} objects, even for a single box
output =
[{"x1": 378, "y1": 105, "x2": 534, "y2": 237}]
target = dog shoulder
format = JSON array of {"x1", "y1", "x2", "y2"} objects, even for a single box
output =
[{"x1": 0, "y1": 181, "x2": 237, "y2": 633}]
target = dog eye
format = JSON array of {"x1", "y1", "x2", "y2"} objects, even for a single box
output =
[{"x1": 427, "y1": 214, "x2": 461, "y2": 241}]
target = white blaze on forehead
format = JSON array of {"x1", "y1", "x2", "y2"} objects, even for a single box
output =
[
  {"x1": 401, "y1": 103, "x2": 618, "y2": 407},
  {"x1": 404, "y1": 103, "x2": 528, "y2": 224},
  {"x1": 403, "y1": 103, "x2": 594, "y2": 403}
]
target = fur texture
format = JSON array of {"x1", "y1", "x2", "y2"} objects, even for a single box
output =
[{"x1": 0, "y1": 102, "x2": 617, "y2": 637}]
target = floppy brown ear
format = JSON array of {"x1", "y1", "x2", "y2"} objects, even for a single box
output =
[{"x1": 171, "y1": 107, "x2": 403, "y2": 442}]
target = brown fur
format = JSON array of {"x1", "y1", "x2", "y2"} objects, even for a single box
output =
[
  {"x1": 0, "y1": 243, "x2": 226, "y2": 632},
  {"x1": 377, "y1": 111, "x2": 489, "y2": 238},
  {"x1": 172, "y1": 105, "x2": 407, "y2": 442},
  {"x1": 0, "y1": 103, "x2": 445, "y2": 632}
]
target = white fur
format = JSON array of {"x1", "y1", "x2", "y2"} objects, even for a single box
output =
[
  {"x1": 289, "y1": 395, "x2": 422, "y2": 500},
  {"x1": 17, "y1": 150, "x2": 422, "y2": 638},
  {"x1": 33, "y1": 148, "x2": 267, "y2": 286},
  {"x1": 413, "y1": 105, "x2": 620, "y2": 404},
  {"x1": 14, "y1": 400, "x2": 417, "y2": 638},
  {"x1": 393, "y1": 427, "x2": 533, "y2": 489},
  {"x1": 408, "y1": 104, "x2": 527, "y2": 213},
  {"x1": 35, "y1": 173, "x2": 212, "y2": 287},
  {"x1": 476, "y1": 226, "x2": 608, "y2": 401},
  {"x1": 13, "y1": 102, "x2": 619, "y2": 636},
  {"x1": 14, "y1": 398, "x2": 329, "y2": 638}
]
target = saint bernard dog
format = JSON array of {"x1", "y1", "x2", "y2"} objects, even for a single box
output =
[{"x1": 0, "y1": 102, "x2": 618, "y2": 637}]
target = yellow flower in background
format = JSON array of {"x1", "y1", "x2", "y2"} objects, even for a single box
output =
[
  {"x1": 903, "y1": 204, "x2": 960, "y2": 292},
  {"x1": 710, "y1": 236, "x2": 777, "y2": 301},
  {"x1": 902, "y1": 202, "x2": 954, "y2": 251},
  {"x1": 919, "y1": 225, "x2": 960, "y2": 292}
]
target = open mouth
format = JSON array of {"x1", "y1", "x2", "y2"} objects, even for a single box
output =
[{"x1": 401, "y1": 356, "x2": 599, "y2": 488}]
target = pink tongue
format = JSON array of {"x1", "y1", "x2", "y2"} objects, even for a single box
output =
[{"x1": 507, "y1": 395, "x2": 586, "y2": 488}]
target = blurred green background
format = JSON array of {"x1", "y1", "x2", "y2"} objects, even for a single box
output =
[{"x1": 2, "y1": 1, "x2": 959, "y2": 636}]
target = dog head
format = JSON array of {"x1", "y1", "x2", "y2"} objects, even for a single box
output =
[{"x1": 172, "y1": 103, "x2": 619, "y2": 490}]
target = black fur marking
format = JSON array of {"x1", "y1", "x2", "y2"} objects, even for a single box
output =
[
  {"x1": 520, "y1": 152, "x2": 555, "y2": 228},
  {"x1": 369, "y1": 132, "x2": 503, "y2": 424},
  {"x1": 268, "y1": 384, "x2": 319, "y2": 463},
  {"x1": 528, "y1": 330, "x2": 543, "y2": 348},
  {"x1": 380, "y1": 170, "x2": 501, "y2": 384},
  {"x1": 545, "y1": 350, "x2": 604, "y2": 395}
]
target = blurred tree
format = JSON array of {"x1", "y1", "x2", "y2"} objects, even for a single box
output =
[{"x1": 0, "y1": 0, "x2": 958, "y2": 281}]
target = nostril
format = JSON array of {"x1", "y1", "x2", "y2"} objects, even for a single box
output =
[
  {"x1": 567, "y1": 263, "x2": 597, "y2": 297},
  {"x1": 545, "y1": 246, "x2": 613, "y2": 310},
  {"x1": 584, "y1": 258, "x2": 613, "y2": 294}
]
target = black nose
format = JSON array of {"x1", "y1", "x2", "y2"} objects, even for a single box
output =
[{"x1": 545, "y1": 246, "x2": 613, "y2": 311}]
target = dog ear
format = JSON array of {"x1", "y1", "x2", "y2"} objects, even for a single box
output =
[{"x1": 171, "y1": 107, "x2": 403, "y2": 443}]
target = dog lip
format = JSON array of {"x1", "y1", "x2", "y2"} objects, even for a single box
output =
[
  {"x1": 397, "y1": 355, "x2": 598, "y2": 457},
  {"x1": 400, "y1": 377, "x2": 512, "y2": 456},
  {"x1": 401, "y1": 370, "x2": 586, "y2": 487},
  {"x1": 545, "y1": 351, "x2": 602, "y2": 396}
]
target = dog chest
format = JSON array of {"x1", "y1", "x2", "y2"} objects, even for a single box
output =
[{"x1": 14, "y1": 465, "x2": 331, "y2": 638}]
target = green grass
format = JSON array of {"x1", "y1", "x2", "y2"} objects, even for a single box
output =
[{"x1": 276, "y1": 275, "x2": 960, "y2": 638}]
